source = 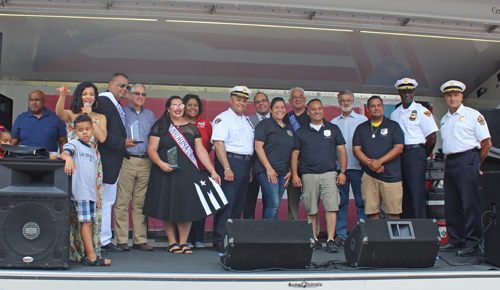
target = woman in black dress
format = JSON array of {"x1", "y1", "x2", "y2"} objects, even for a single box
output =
[{"x1": 143, "y1": 96, "x2": 225, "y2": 254}]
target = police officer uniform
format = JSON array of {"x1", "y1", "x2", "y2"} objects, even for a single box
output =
[
  {"x1": 211, "y1": 86, "x2": 255, "y2": 250},
  {"x1": 391, "y1": 78, "x2": 438, "y2": 218},
  {"x1": 440, "y1": 80, "x2": 491, "y2": 251}
]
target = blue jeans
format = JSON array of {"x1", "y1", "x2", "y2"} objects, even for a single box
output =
[
  {"x1": 336, "y1": 169, "x2": 367, "y2": 239},
  {"x1": 257, "y1": 173, "x2": 287, "y2": 220}
]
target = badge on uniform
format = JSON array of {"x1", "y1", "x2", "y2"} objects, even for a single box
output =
[
  {"x1": 459, "y1": 116, "x2": 465, "y2": 121},
  {"x1": 381, "y1": 128, "x2": 388, "y2": 136},
  {"x1": 324, "y1": 129, "x2": 331, "y2": 138},
  {"x1": 215, "y1": 118, "x2": 222, "y2": 124},
  {"x1": 423, "y1": 111, "x2": 431, "y2": 117},
  {"x1": 409, "y1": 110, "x2": 417, "y2": 121},
  {"x1": 287, "y1": 130, "x2": 293, "y2": 136},
  {"x1": 478, "y1": 115, "x2": 486, "y2": 125}
]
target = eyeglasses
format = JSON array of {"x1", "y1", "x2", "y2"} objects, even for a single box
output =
[
  {"x1": 131, "y1": 92, "x2": 147, "y2": 97},
  {"x1": 254, "y1": 99, "x2": 269, "y2": 104},
  {"x1": 291, "y1": 95, "x2": 305, "y2": 100},
  {"x1": 171, "y1": 104, "x2": 185, "y2": 109},
  {"x1": 118, "y1": 83, "x2": 131, "y2": 90}
]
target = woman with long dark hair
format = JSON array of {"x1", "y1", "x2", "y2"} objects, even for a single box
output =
[
  {"x1": 143, "y1": 96, "x2": 226, "y2": 254},
  {"x1": 254, "y1": 97, "x2": 294, "y2": 219},
  {"x1": 55, "y1": 82, "x2": 107, "y2": 262},
  {"x1": 183, "y1": 94, "x2": 213, "y2": 249}
]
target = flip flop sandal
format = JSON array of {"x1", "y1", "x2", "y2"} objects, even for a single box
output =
[
  {"x1": 83, "y1": 255, "x2": 110, "y2": 266},
  {"x1": 167, "y1": 243, "x2": 182, "y2": 253},
  {"x1": 179, "y1": 244, "x2": 193, "y2": 254}
]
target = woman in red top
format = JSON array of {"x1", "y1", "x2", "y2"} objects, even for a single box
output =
[{"x1": 183, "y1": 94, "x2": 213, "y2": 249}]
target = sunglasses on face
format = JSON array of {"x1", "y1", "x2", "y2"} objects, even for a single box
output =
[
  {"x1": 171, "y1": 104, "x2": 185, "y2": 109},
  {"x1": 118, "y1": 83, "x2": 131, "y2": 90},
  {"x1": 131, "y1": 92, "x2": 147, "y2": 97}
]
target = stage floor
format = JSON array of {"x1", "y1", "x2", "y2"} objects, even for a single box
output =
[{"x1": 1, "y1": 239, "x2": 500, "y2": 290}]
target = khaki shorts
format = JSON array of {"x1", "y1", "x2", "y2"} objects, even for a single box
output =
[
  {"x1": 361, "y1": 173, "x2": 402, "y2": 215},
  {"x1": 301, "y1": 172, "x2": 340, "y2": 215}
]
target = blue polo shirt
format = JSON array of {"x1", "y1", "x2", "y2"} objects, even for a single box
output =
[{"x1": 11, "y1": 107, "x2": 67, "y2": 152}]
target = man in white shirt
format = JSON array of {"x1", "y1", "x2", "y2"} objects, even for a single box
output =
[
  {"x1": 211, "y1": 86, "x2": 255, "y2": 252},
  {"x1": 438, "y1": 80, "x2": 491, "y2": 257},
  {"x1": 330, "y1": 90, "x2": 368, "y2": 247},
  {"x1": 390, "y1": 78, "x2": 438, "y2": 219}
]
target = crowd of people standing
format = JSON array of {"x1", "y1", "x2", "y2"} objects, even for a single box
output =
[{"x1": 0, "y1": 74, "x2": 492, "y2": 265}]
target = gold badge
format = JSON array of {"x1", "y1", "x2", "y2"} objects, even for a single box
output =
[
  {"x1": 459, "y1": 116, "x2": 465, "y2": 121},
  {"x1": 478, "y1": 115, "x2": 486, "y2": 125},
  {"x1": 215, "y1": 118, "x2": 222, "y2": 124},
  {"x1": 423, "y1": 111, "x2": 431, "y2": 117},
  {"x1": 450, "y1": 82, "x2": 455, "y2": 86},
  {"x1": 403, "y1": 78, "x2": 409, "y2": 84},
  {"x1": 242, "y1": 87, "x2": 248, "y2": 93},
  {"x1": 409, "y1": 110, "x2": 417, "y2": 121}
]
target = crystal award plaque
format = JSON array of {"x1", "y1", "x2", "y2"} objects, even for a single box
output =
[
  {"x1": 131, "y1": 120, "x2": 144, "y2": 144},
  {"x1": 167, "y1": 146, "x2": 180, "y2": 170}
]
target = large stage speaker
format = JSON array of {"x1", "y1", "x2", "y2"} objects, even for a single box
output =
[
  {"x1": 344, "y1": 219, "x2": 440, "y2": 268},
  {"x1": 0, "y1": 159, "x2": 71, "y2": 269},
  {"x1": 220, "y1": 219, "x2": 314, "y2": 270},
  {"x1": 479, "y1": 172, "x2": 500, "y2": 266},
  {"x1": 0, "y1": 94, "x2": 13, "y2": 131}
]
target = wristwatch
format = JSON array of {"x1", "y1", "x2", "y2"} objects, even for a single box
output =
[{"x1": 339, "y1": 170, "x2": 346, "y2": 174}]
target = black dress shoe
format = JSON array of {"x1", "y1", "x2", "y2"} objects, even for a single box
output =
[
  {"x1": 132, "y1": 243, "x2": 154, "y2": 251},
  {"x1": 439, "y1": 243, "x2": 460, "y2": 251},
  {"x1": 457, "y1": 246, "x2": 482, "y2": 257},
  {"x1": 102, "y1": 243, "x2": 125, "y2": 252},
  {"x1": 117, "y1": 243, "x2": 130, "y2": 251}
]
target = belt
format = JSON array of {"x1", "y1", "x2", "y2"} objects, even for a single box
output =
[
  {"x1": 446, "y1": 148, "x2": 479, "y2": 159},
  {"x1": 404, "y1": 144, "x2": 424, "y2": 150},
  {"x1": 227, "y1": 152, "x2": 252, "y2": 160},
  {"x1": 130, "y1": 153, "x2": 148, "y2": 158}
]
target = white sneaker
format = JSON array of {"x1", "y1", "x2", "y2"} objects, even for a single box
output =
[
  {"x1": 186, "y1": 242, "x2": 194, "y2": 248},
  {"x1": 194, "y1": 241, "x2": 205, "y2": 248}
]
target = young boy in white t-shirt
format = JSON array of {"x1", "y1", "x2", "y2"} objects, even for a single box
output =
[{"x1": 60, "y1": 114, "x2": 110, "y2": 266}]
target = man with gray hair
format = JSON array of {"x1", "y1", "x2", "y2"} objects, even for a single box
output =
[
  {"x1": 283, "y1": 87, "x2": 310, "y2": 221},
  {"x1": 114, "y1": 84, "x2": 156, "y2": 251},
  {"x1": 330, "y1": 90, "x2": 368, "y2": 247}
]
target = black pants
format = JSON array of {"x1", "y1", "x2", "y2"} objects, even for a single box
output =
[
  {"x1": 212, "y1": 156, "x2": 251, "y2": 246},
  {"x1": 242, "y1": 176, "x2": 262, "y2": 219},
  {"x1": 401, "y1": 146, "x2": 427, "y2": 219},
  {"x1": 444, "y1": 150, "x2": 482, "y2": 248}
]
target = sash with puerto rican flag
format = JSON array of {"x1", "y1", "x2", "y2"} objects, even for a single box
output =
[
  {"x1": 168, "y1": 123, "x2": 199, "y2": 170},
  {"x1": 288, "y1": 112, "x2": 301, "y2": 133}
]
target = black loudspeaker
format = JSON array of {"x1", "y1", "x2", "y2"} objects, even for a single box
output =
[
  {"x1": 478, "y1": 109, "x2": 500, "y2": 148},
  {"x1": 478, "y1": 172, "x2": 500, "y2": 266},
  {"x1": 426, "y1": 188, "x2": 445, "y2": 220},
  {"x1": 0, "y1": 94, "x2": 13, "y2": 131},
  {"x1": 344, "y1": 219, "x2": 440, "y2": 268},
  {"x1": 0, "y1": 159, "x2": 71, "y2": 269},
  {"x1": 220, "y1": 219, "x2": 314, "y2": 270}
]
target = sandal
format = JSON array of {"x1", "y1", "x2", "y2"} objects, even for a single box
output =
[
  {"x1": 82, "y1": 255, "x2": 110, "y2": 266},
  {"x1": 167, "y1": 243, "x2": 182, "y2": 253},
  {"x1": 179, "y1": 244, "x2": 193, "y2": 254}
]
